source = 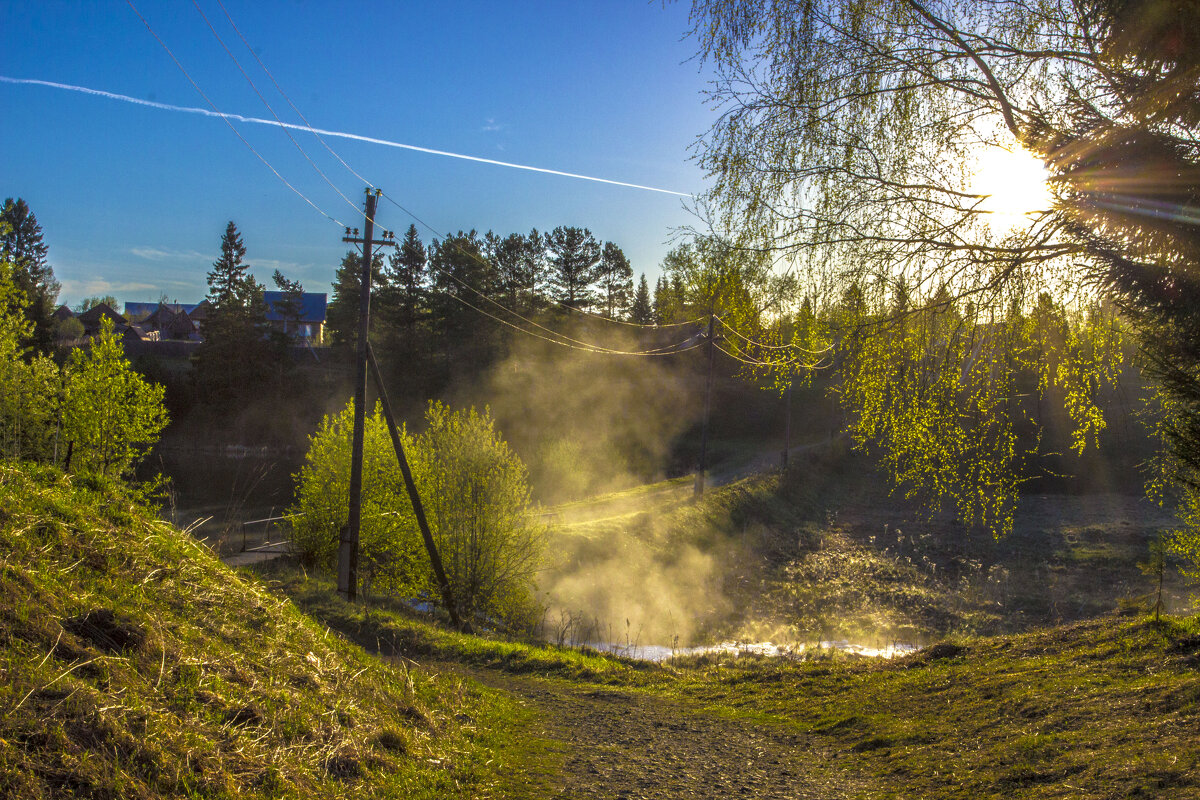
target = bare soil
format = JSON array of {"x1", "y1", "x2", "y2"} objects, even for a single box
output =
[{"x1": 457, "y1": 665, "x2": 867, "y2": 799}]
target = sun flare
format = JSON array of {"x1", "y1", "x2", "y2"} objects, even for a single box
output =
[{"x1": 971, "y1": 145, "x2": 1053, "y2": 231}]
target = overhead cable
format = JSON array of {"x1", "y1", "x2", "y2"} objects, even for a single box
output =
[
  {"x1": 379, "y1": 190, "x2": 705, "y2": 330},
  {"x1": 212, "y1": 0, "x2": 379, "y2": 193},
  {"x1": 190, "y1": 0, "x2": 364, "y2": 221},
  {"x1": 715, "y1": 314, "x2": 835, "y2": 356},
  {"x1": 125, "y1": 0, "x2": 345, "y2": 227},
  {"x1": 432, "y1": 262, "x2": 707, "y2": 356},
  {"x1": 440, "y1": 288, "x2": 707, "y2": 357},
  {"x1": 714, "y1": 341, "x2": 828, "y2": 371}
]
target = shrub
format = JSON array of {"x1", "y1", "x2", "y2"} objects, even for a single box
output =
[
  {"x1": 289, "y1": 401, "x2": 424, "y2": 598},
  {"x1": 411, "y1": 402, "x2": 546, "y2": 630},
  {"x1": 61, "y1": 317, "x2": 168, "y2": 478},
  {"x1": 291, "y1": 400, "x2": 546, "y2": 629}
]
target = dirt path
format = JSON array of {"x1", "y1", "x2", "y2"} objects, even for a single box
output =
[{"x1": 456, "y1": 666, "x2": 865, "y2": 799}]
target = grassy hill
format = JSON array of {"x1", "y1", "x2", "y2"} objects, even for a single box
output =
[{"x1": 0, "y1": 462, "x2": 530, "y2": 799}]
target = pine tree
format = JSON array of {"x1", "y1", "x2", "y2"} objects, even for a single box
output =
[
  {"x1": 193, "y1": 222, "x2": 275, "y2": 411},
  {"x1": 0, "y1": 198, "x2": 59, "y2": 355},
  {"x1": 629, "y1": 274, "x2": 654, "y2": 325},
  {"x1": 326, "y1": 250, "x2": 385, "y2": 348},
  {"x1": 390, "y1": 224, "x2": 427, "y2": 330},
  {"x1": 546, "y1": 226, "x2": 601, "y2": 311},
  {"x1": 518, "y1": 229, "x2": 549, "y2": 315},
  {"x1": 485, "y1": 230, "x2": 528, "y2": 312},
  {"x1": 597, "y1": 241, "x2": 634, "y2": 319},
  {"x1": 429, "y1": 231, "x2": 499, "y2": 373},
  {"x1": 376, "y1": 225, "x2": 431, "y2": 388}
]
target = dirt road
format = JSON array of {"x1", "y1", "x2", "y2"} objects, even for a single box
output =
[{"x1": 461, "y1": 666, "x2": 864, "y2": 799}]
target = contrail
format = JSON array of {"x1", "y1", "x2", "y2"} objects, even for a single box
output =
[{"x1": 1, "y1": 75, "x2": 694, "y2": 198}]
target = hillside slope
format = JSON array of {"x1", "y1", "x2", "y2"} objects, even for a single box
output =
[{"x1": 0, "y1": 463, "x2": 521, "y2": 799}]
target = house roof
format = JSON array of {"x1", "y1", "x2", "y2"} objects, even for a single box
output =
[
  {"x1": 124, "y1": 293, "x2": 326, "y2": 324},
  {"x1": 123, "y1": 324, "x2": 155, "y2": 341},
  {"x1": 78, "y1": 303, "x2": 126, "y2": 325},
  {"x1": 264, "y1": 291, "x2": 327, "y2": 323},
  {"x1": 53, "y1": 304, "x2": 74, "y2": 320},
  {"x1": 125, "y1": 301, "x2": 199, "y2": 319},
  {"x1": 165, "y1": 309, "x2": 197, "y2": 336}
]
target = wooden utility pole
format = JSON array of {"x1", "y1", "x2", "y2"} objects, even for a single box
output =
[
  {"x1": 365, "y1": 342, "x2": 465, "y2": 631},
  {"x1": 695, "y1": 313, "x2": 717, "y2": 497},
  {"x1": 337, "y1": 189, "x2": 396, "y2": 602}
]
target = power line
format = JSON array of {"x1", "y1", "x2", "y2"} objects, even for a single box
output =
[
  {"x1": 438, "y1": 285, "x2": 707, "y2": 357},
  {"x1": 124, "y1": 0, "x2": 345, "y2": 227},
  {"x1": 422, "y1": 251, "x2": 705, "y2": 355},
  {"x1": 715, "y1": 313, "x2": 835, "y2": 356},
  {"x1": 162, "y1": 4, "x2": 699, "y2": 355},
  {"x1": 713, "y1": 341, "x2": 827, "y2": 370},
  {"x1": 127, "y1": 4, "x2": 707, "y2": 356},
  {"x1": 213, "y1": 0, "x2": 378, "y2": 193},
  {"x1": 190, "y1": 0, "x2": 363, "y2": 220},
  {"x1": 344, "y1": 191, "x2": 707, "y2": 356},
  {"x1": 714, "y1": 315, "x2": 795, "y2": 350}
]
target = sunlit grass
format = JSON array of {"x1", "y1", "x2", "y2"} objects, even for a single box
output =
[{"x1": 0, "y1": 462, "x2": 527, "y2": 798}]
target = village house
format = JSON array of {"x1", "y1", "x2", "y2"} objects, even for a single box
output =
[
  {"x1": 122, "y1": 293, "x2": 327, "y2": 344},
  {"x1": 76, "y1": 302, "x2": 127, "y2": 337},
  {"x1": 263, "y1": 291, "x2": 327, "y2": 344}
]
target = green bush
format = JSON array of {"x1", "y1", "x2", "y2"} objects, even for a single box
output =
[
  {"x1": 291, "y1": 400, "x2": 546, "y2": 629},
  {"x1": 289, "y1": 401, "x2": 425, "y2": 598},
  {"x1": 411, "y1": 402, "x2": 546, "y2": 630},
  {"x1": 61, "y1": 317, "x2": 168, "y2": 478}
]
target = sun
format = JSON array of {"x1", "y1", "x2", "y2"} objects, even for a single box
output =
[{"x1": 971, "y1": 144, "x2": 1053, "y2": 231}]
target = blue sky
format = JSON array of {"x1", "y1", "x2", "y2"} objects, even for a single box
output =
[{"x1": 1, "y1": 1, "x2": 714, "y2": 307}]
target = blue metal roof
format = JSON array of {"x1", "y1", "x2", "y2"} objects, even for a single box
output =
[{"x1": 263, "y1": 291, "x2": 327, "y2": 323}]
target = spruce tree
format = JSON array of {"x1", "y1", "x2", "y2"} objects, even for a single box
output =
[
  {"x1": 206, "y1": 221, "x2": 255, "y2": 311},
  {"x1": 0, "y1": 198, "x2": 59, "y2": 354},
  {"x1": 630, "y1": 274, "x2": 654, "y2": 325},
  {"x1": 326, "y1": 250, "x2": 385, "y2": 348},
  {"x1": 193, "y1": 222, "x2": 274, "y2": 412},
  {"x1": 391, "y1": 224, "x2": 428, "y2": 329}
]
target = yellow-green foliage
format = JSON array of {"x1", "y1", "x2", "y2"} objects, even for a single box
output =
[
  {"x1": 411, "y1": 402, "x2": 546, "y2": 629},
  {"x1": 291, "y1": 401, "x2": 546, "y2": 629},
  {"x1": 61, "y1": 316, "x2": 169, "y2": 478},
  {"x1": 0, "y1": 258, "x2": 58, "y2": 463},
  {"x1": 0, "y1": 462, "x2": 510, "y2": 799},
  {"x1": 0, "y1": 278, "x2": 168, "y2": 477},
  {"x1": 832, "y1": 288, "x2": 1130, "y2": 538},
  {"x1": 290, "y1": 401, "x2": 425, "y2": 598}
]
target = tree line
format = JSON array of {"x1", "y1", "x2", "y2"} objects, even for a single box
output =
[{"x1": 324, "y1": 223, "x2": 699, "y2": 398}]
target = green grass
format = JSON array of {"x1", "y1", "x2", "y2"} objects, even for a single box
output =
[
  {"x1": 263, "y1": 558, "x2": 1200, "y2": 798},
  {"x1": 0, "y1": 462, "x2": 534, "y2": 799},
  {"x1": 256, "y1": 566, "x2": 658, "y2": 686},
  {"x1": 657, "y1": 616, "x2": 1200, "y2": 798}
]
